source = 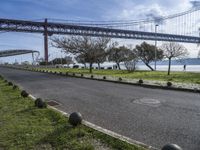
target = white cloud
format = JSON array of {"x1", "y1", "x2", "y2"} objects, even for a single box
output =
[{"x1": 106, "y1": 0, "x2": 192, "y2": 20}]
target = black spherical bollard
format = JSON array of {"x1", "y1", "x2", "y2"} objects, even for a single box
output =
[
  {"x1": 162, "y1": 144, "x2": 182, "y2": 150},
  {"x1": 35, "y1": 98, "x2": 47, "y2": 108},
  {"x1": 35, "y1": 98, "x2": 41, "y2": 106},
  {"x1": 8, "y1": 82, "x2": 13, "y2": 86},
  {"x1": 138, "y1": 79, "x2": 143, "y2": 84},
  {"x1": 167, "y1": 81, "x2": 172, "y2": 87},
  {"x1": 21, "y1": 90, "x2": 29, "y2": 98},
  {"x1": 69, "y1": 112, "x2": 82, "y2": 127},
  {"x1": 13, "y1": 85, "x2": 18, "y2": 90}
]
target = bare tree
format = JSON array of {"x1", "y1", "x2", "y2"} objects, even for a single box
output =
[
  {"x1": 135, "y1": 42, "x2": 163, "y2": 71},
  {"x1": 95, "y1": 48, "x2": 107, "y2": 69},
  {"x1": 75, "y1": 54, "x2": 87, "y2": 68},
  {"x1": 124, "y1": 49, "x2": 138, "y2": 72},
  {"x1": 124, "y1": 60, "x2": 138, "y2": 72},
  {"x1": 161, "y1": 42, "x2": 188, "y2": 75},
  {"x1": 52, "y1": 36, "x2": 110, "y2": 73}
]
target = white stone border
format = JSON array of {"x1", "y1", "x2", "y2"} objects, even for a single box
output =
[{"x1": 29, "y1": 94, "x2": 158, "y2": 150}]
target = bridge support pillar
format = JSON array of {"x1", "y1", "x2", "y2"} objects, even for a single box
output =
[{"x1": 44, "y1": 18, "x2": 48, "y2": 64}]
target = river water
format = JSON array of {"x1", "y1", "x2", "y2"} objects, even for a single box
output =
[{"x1": 136, "y1": 65, "x2": 200, "y2": 72}]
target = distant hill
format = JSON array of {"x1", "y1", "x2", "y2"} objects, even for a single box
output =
[{"x1": 137, "y1": 58, "x2": 200, "y2": 65}]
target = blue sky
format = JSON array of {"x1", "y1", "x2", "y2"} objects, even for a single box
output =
[{"x1": 0, "y1": 0, "x2": 200, "y2": 63}]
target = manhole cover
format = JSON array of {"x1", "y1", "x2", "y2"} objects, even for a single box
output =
[
  {"x1": 133, "y1": 98, "x2": 161, "y2": 107},
  {"x1": 47, "y1": 101, "x2": 60, "y2": 106}
]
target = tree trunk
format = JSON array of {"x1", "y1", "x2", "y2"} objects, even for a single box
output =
[
  {"x1": 117, "y1": 63, "x2": 121, "y2": 70},
  {"x1": 84, "y1": 63, "x2": 86, "y2": 68},
  {"x1": 89, "y1": 63, "x2": 93, "y2": 73},
  {"x1": 98, "y1": 63, "x2": 100, "y2": 70},
  {"x1": 168, "y1": 58, "x2": 171, "y2": 75},
  {"x1": 145, "y1": 63, "x2": 154, "y2": 71}
]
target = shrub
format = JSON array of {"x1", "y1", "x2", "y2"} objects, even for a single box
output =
[
  {"x1": 73, "y1": 73, "x2": 75, "y2": 76},
  {"x1": 167, "y1": 81, "x2": 172, "y2": 87},
  {"x1": 21, "y1": 90, "x2": 29, "y2": 98},
  {"x1": 66, "y1": 72, "x2": 68, "y2": 76},
  {"x1": 59, "y1": 72, "x2": 62, "y2": 75},
  {"x1": 103, "y1": 76, "x2": 106, "y2": 80},
  {"x1": 4, "y1": 80, "x2": 7, "y2": 83},
  {"x1": 54, "y1": 71, "x2": 57, "y2": 74},
  {"x1": 8, "y1": 82, "x2": 13, "y2": 86},
  {"x1": 35, "y1": 98, "x2": 47, "y2": 108},
  {"x1": 138, "y1": 79, "x2": 143, "y2": 84},
  {"x1": 81, "y1": 74, "x2": 84, "y2": 77},
  {"x1": 119, "y1": 77, "x2": 122, "y2": 81},
  {"x1": 91, "y1": 75, "x2": 94, "y2": 78}
]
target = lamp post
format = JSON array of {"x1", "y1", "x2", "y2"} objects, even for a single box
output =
[{"x1": 154, "y1": 24, "x2": 159, "y2": 71}]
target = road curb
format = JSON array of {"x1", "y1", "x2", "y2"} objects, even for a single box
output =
[
  {"x1": 27, "y1": 67, "x2": 200, "y2": 93},
  {"x1": 45, "y1": 69, "x2": 200, "y2": 94},
  {"x1": 29, "y1": 94, "x2": 158, "y2": 150},
  {"x1": 2, "y1": 66, "x2": 200, "y2": 94}
]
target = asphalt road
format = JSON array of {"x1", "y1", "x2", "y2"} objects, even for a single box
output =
[{"x1": 0, "y1": 67, "x2": 200, "y2": 150}]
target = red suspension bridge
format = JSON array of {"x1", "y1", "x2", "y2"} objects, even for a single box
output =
[{"x1": 0, "y1": 7, "x2": 200, "y2": 63}]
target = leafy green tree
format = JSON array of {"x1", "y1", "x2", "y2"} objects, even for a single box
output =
[
  {"x1": 134, "y1": 42, "x2": 163, "y2": 71},
  {"x1": 108, "y1": 46, "x2": 135, "y2": 70}
]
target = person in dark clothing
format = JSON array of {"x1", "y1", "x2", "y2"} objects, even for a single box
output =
[{"x1": 183, "y1": 64, "x2": 186, "y2": 71}]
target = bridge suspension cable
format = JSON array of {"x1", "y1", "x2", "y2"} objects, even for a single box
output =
[
  {"x1": 0, "y1": 7, "x2": 200, "y2": 63},
  {"x1": 47, "y1": 7, "x2": 200, "y2": 26}
]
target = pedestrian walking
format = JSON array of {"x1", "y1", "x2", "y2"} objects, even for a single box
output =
[{"x1": 183, "y1": 64, "x2": 186, "y2": 71}]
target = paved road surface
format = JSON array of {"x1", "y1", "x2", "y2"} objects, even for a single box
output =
[{"x1": 0, "y1": 67, "x2": 200, "y2": 150}]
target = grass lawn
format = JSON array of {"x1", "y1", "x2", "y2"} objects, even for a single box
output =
[
  {"x1": 37, "y1": 67, "x2": 200, "y2": 84},
  {"x1": 0, "y1": 77, "x2": 146, "y2": 150}
]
